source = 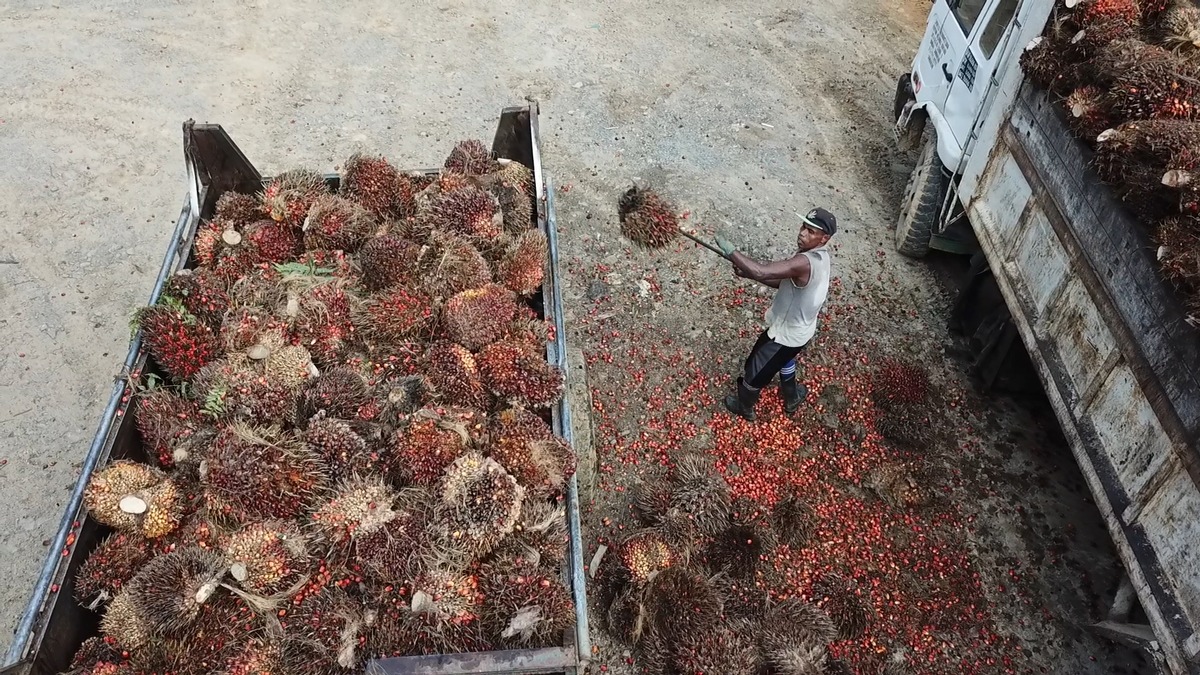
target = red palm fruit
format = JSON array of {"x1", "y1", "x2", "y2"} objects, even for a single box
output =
[
  {"x1": 671, "y1": 625, "x2": 761, "y2": 674},
  {"x1": 304, "y1": 411, "x2": 373, "y2": 479},
  {"x1": 154, "y1": 592, "x2": 261, "y2": 675},
  {"x1": 476, "y1": 339, "x2": 565, "y2": 409},
  {"x1": 618, "y1": 185, "x2": 680, "y2": 248},
  {"x1": 638, "y1": 567, "x2": 722, "y2": 643},
  {"x1": 771, "y1": 494, "x2": 816, "y2": 549},
  {"x1": 69, "y1": 636, "x2": 128, "y2": 672},
  {"x1": 102, "y1": 547, "x2": 227, "y2": 644},
  {"x1": 302, "y1": 194, "x2": 374, "y2": 252},
  {"x1": 760, "y1": 598, "x2": 839, "y2": 654},
  {"x1": 616, "y1": 529, "x2": 680, "y2": 586},
  {"x1": 443, "y1": 283, "x2": 520, "y2": 351},
  {"x1": 488, "y1": 406, "x2": 576, "y2": 498},
  {"x1": 261, "y1": 169, "x2": 329, "y2": 227},
  {"x1": 84, "y1": 460, "x2": 184, "y2": 539},
  {"x1": 298, "y1": 366, "x2": 371, "y2": 423},
  {"x1": 163, "y1": 268, "x2": 231, "y2": 328},
  {"x1": 497, "y1": 230, "x2": 547, "y2": 296},
  {"x1": 1095, "y1": 120, "x2": 1200, "y2": 208},
  {"x1": 244, "y1": 219, "x2": 301, "y2": 263},
  {"x1": 194, "y1": 219, "x2": 230, "y2": 267},
  {"x1": 810, "y1": 572, "x2": 871, "y2": 640},
  {"x1": 430, "y1": 185, "x2": 505, "y2": 245},
  {"x1": 358, "y1": 488, "x2": 436, "y2": 584},
  {"x1": 1154, "y1": 216, "x2": 1200, "y2": 287},
  {"x1": 134, "y1": 387, "x2": 202, "y2": 470},
  {"x1": 75, "y1": 531, "x2": 155, "y2": 608},
  {"x1": 292, "y1": 282, "x2": 356, "y2": 368},
  {"x1": 341, "y1": 153, "x2": 411, "y2": 220},
  {"x1": 479, "y1": 560, "x2": 574, "y2": 647},
  {"x1": 222, "y1": 639, "x2": 285, "y2": 675},
  {"x1": 440, "y1": 452, "x2": 526, "y2": 556},
  {"x1": 1144, "y1": 0, "x2": 1173, "y2": 20},
  {"x1": 492, "y1": 499, "x2": 569, "y2": 569},
  {"x1": 215, "y1": 191, "x2": 265, "y2": 227},
  {"x1": 390, "y1": 406, "x2": 486, "y2": 486},
  {"x1": 201, "y1": 422, "x2": 327, "y2": 524},
  {"x1": 221, "y1": 520, "x2": 311, "y2": 595},
  {"x1": 279, "y1": 586, "x2": 374, "y2": 672},
  {"x1": 425, "y1": 341, "x2": 492, "y2": 409},
  {"x1": 444, "y1": 139, "x2": 494, "y2": 175},
  {"x1": 1066, "y1": 86, "x2": 1115, "y2": 140},
  {"x1": 1102, "y1": 45, "x2": 1200, "y2": 121},
  {"x1": 668, "y1": 453, "x2": 733, "y2": 538},
  {"x1": 359, "y1": 234, "x2": 420, "y2": 291},
  {"x1": 134, "y1": 302, "x2": 220, "y2": 381},
  {"x1": 419, "y1": 230, "x2": 494, "y2": 299},
  {"x1": 374, "y1": 582, "x2": 491, "y2": 657},
  {"x1": 354, "y1": 285, "x2": 436, "y2": 344},
  {"x1": 308, "y1": 474, "x2": 398, "y2": 559},
  {"x1": 872, "y1": 358, "x2": 932, "y2": 408},
  {"x1": 1088, "y1": 39, "x2": 1161, "y2": 87}
]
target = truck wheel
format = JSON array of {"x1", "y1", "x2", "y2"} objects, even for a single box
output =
[{"x1": 895, "y1": 130, "x2": 947, "y2": 258}]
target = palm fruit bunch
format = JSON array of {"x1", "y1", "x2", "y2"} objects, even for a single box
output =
[
  {"x1": 1095, "y1": 119, "x2": 1200, "y2": 213},
  {"x1": 1101, "y1": 45, "x2": 1200, "y2": 122},
  {"x1": 1069, "y1": 0, "x2": 1143, "y2": 55},
  {"x1": 1067, "y1": 86, "x2": 1116, "y2": 139},
  {"x1": 638, "y1": 567, "x2": 724, "y2": 642},
  {"x1": 664, "y1": 452, "x2": 734, "y2": 538},
  {"x1": 707, "y1": 498, "x2": 780, "y2": 580},
  {"x1": 771, "y1": 493, "x2": 816, "y2": 549},
  {"x1": 617, "y1": 184, "x2": 682, "y2": 248},
  {"x1": 615, "y1": 529, "x2": 681, "y2": 586},
  {"x1": 1154, "y1": 216, "x2": 1200, "y2": 288},
  {"x1": 1147, "y1": 0, "x2": 1200, "y2": 51},
  {"x1": 759, "y1": 599, "x2": 839, "y2": 664},
  {"x1": 871, "y1": 358, "x2": 937, "y2": 448},
  {"x1": 1020, "y1": 26, "x2": 1084, "y2": 96},
  {"x1": 75, "y1": 139, "x2": 573, "y2": 672},
  {"x1": 668, "y1": 626, "x2": 762, "y2": 675},
  {"x1": 869, "y1": 461, "x2": 931, "y2": 510},
  {"x1": 810, "y1": 572, "x2": 871, "y2": 640}
]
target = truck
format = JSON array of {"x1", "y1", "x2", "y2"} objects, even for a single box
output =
[
  {"x1": 0, "y1": 105, "x2": 591, "y2": 675},
  {"x1": 892, "y1": 0, "x2": 1200, "y2": 672}
]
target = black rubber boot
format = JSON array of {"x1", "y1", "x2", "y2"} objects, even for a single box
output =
[
  {"x1": 723, "y1": 377, "x2": 761, "y2": 421},
  {"x1": 780, "y1": 375, "x2": 807, "y2": 415}
]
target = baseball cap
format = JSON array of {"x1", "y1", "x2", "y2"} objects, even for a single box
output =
[{"x1": 801, "y1": 207, "x2": 837, "y2": 236}]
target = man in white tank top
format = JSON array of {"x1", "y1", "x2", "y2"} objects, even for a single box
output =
[{"x1": 715, "y1": 207, "x2": 836, "y2": 422}]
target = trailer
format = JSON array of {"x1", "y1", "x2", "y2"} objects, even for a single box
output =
[
  {"x1": 0, "y1": 105, "x2": 590, "y2": 675},
  {"x1": 892, "y1": 0, "x2": 1200, "y2": 673}
]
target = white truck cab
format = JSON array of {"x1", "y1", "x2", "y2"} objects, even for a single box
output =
[{"x1": 893, "y1": 0, "x2": 1021, "y2": 257}]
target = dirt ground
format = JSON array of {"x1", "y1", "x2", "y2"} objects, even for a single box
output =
[{"x1": 0, "y1": 0, "x2": 1155, "y2": 673}]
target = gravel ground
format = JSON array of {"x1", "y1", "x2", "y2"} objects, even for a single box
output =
[{"x1": 0, "y1": 0, "x2": 1154, "y2": 673}]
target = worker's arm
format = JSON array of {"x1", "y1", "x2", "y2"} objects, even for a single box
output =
[
  {"x1": 732, "y1": 264, "x2": 781, "y2": 288},
  {"x1": 730, "y1": 251, "x2": 811, "y2": 287}
]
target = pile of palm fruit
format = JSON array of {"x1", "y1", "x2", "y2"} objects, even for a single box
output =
[
  {"x1": 64, "y1": 140, "x2": 578, "y2": 675},
  {"x1": 1021, "y1": 0, "x2": 1200, "y2": 316}
]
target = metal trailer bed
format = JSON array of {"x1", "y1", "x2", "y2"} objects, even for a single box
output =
[{"x1": 0, "y1": 104, "x2": 590, "y2": 675}]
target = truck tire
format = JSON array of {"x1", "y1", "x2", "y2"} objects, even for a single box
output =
[{"x1": 895, "y1": 130, "x2": 947, "y2": 258}]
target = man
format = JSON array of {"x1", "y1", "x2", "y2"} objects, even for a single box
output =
[{"x1": 715, "y1": 207, "x2": 836, "y2": 421}]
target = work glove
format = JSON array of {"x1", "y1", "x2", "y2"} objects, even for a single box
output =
[{"x1": 715, "y1": 235, "x2": 737, "y2": 258}]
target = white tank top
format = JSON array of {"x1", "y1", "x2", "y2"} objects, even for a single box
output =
[{"x1": 764, "y1": 246, "x2": 832, "y2": 348}]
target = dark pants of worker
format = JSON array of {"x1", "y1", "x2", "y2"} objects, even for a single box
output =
[{"x1": 742, "y1": 330, "x2": 805, "y2": 390}]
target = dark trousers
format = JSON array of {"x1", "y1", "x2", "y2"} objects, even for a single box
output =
[{"x1": 742, "y1": 330, "x2": 805, "y2": 390}]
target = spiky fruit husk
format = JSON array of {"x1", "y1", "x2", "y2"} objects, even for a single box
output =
[
  {"x1": 244, "y1": 219, "x2": 302, "y2": 264},
  {"x1": 76, "y1": 532, "x2": 155, "y2": 607},
  {"x1": 487, "y1": 406, "x2": 576, "y2": 498},
  {"x1": 359, "y1": 234, "x2": 421, "y2": 291},
  {"x1": 616, "y1": 529, "x2": 680, "y2": 586},
  {"x1": 443, "y1": 283, "x2": 520, "y2": 351},
  {"x1": 391, "y1": 406, "x2": 485, "y2": 486},
  {"x1": 479, "y1": 561, "x2": 574, "y2": 647},
  {"x1": 668, "y1": 453, "x2": 733, "y2": 538},
  {"x1": 342, "y1": 153, "x2": 411, "y2": 220},
  {"x1": 135, "y1": 304, "x2": 220, "y2": 381},
  {"x1": 639, "y1": 567, "x2": 722, "y2": 642},
  {"x1": 766, "y1": 642, "x2": 830, "y2": 675},
  {"x1": 370, "y1": 581, "x2": 492, "y2": 657},
  {"x1": 476, "y1": 339, "x2": 565, "y2": 409},
  {"x1": 309, "y1": 474, "x2": 397, "y2": 558},
  {"x1": 69, "y1": 636, "x2": 129, "y2": 672},
  {"x1": 304, "y1": 411, "x2": 373, "y2": 478},
  {"x1": 1086, "y1": 38, "x2": 1160, "y2": 85},
  {"x1": 1151, "y1": 0, "x2": 1200, "y2": 52},
  {"x1": 201, "y1": 423, "x2": 327, "y2": 524},
  {"x1": 222, "y1": 639, "x2": 286, "y2": 675},
  {"x1": 484, "y1": 176, "x2": 534, "y2": 235},
  {"x1": 811, "y1": 573, "x2": 870, "y2": 640},
  {"x1": 671, "y1": 626, "x2": 761, "y2": 675},
  {"x1": 440, "y1": 453, "x2": 526, "y2": 556},
  {"x1": 221, "y1": 520, "x2": 310, "y2": 595},
  {"x1": 215, "y1": 191, "x2": 265, "y2": 226},
  {"x1": 1066, "y1": 86, "x2": 1115, "y2": 140},
  {"x1": 163, "y1": 268, "x2": 231, "y2": 328},
  {"x1": 444, "y1": 139, "x2": 494, "y2": 175},
  {"x1": 419, "y1": 230, "x2": 493, "y2": 299},
  {"x1": 1102, "y1": 45, "x2": 1200, "y2": 121},
  {"x1": 494, "y1": 159, "x2": 535, "y2": 196},
  {"x1": 262, "y1": 169, "x2": 329, "y2": 227},
  {"x1": 761, "y1": 598, "x2": 839, "y2": 653},
  {"x1": 280, "y1": 586, "x2": 373, "y2": 672},
  {"x1": 1155, "y1": 216, "x2": 1200, "y2": 287},
  {"x1": 354, "y1": 285, "x2": 436, "y2": 344},
  {"x1": 104, "y1": 547, "x2": 227, "y2": 643},
  {"x1": 772, "y1": 494, "x2": 816, "y2": 549},
  {"x1": 708, "y1": 500, "x2": 779, "y2": 579},
  {"x1": 425, "y1": 341, "x2": 492, "y2": 409},
  {"x1": 1020, "y1": 33, "x2": 1083, "y2": 95},
  {"x1": 357, "y1": 489, "x2": 435, "y2": 584},
  {"x1": 134, "y1": 387, "x2": 202, "y2": 470},
  {"x1": 491, "y1": 499, "x2": 569, "y2": 569},
  {"x1": 872, "y1": 359, "x2": 931, "y2": 407},
  {"x1": 297, "y1": 366, "x2": 371, "y2": 422},
  {"x1": 148, "y1": 592, "x2": 264, "y2": 675},
  {"x1": 496, "y1": 230, "x2": 547, "y2": 296},
  {"x1": 285, "y1": 281, "x2": 354, "y2": 369},
  {"x1": 430, "y1": 185, "x2": 505, "y2": 246},
  {"x1": 302, "y1": 194, "x2": 375, "y2": 252},
  {"x1": 1095, "y1": 119, "x2": 1200, "y2": 197},
  {"x1": 869, "y1": 461, "x2": 930, "y2": 509},
  {"x1": 84, "y1": 461, "x2": 183, "y2": 539},
  {"x1": 618, "y1": 185, "x2": 680, "y2": 248}
]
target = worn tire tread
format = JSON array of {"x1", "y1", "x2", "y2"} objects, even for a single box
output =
[{"x1": 895, "y1": 132, "x2": 946, "y2": 258}]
